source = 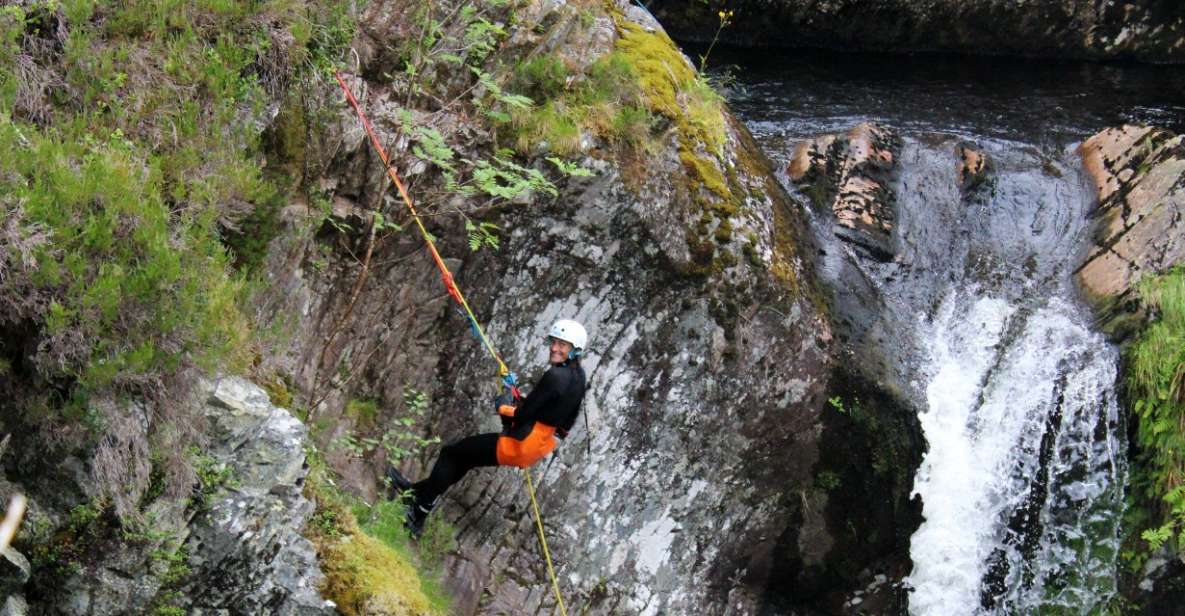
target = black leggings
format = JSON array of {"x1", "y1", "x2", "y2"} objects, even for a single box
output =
[{"x1": 412, "y1": 432, "x2": 500, "y2": 508}]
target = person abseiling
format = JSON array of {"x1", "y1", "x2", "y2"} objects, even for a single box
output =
[{"x1": 388, "y1": 319, "x2": 588, "y2": 536}]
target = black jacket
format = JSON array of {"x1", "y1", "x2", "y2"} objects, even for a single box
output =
[{"x1": 504, "y1": 362, "x2": 586, "y2": 439}]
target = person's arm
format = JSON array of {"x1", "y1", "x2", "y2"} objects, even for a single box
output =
[{"x1": 510, "y1": 367, "x2": 564, "y2": 425}]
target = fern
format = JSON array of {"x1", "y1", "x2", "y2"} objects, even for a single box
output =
[
  {"x1": 465, "y1": 220, "x2": 500, "y2": 252},
  {"x1": 546, "y1": 156, "x2": 595, "y2": 177}
]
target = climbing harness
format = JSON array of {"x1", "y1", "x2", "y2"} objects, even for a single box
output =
[{"x1": 333, "y1": 72, "x2": 568, "y2": 616}]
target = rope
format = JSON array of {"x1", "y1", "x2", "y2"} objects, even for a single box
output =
[
  {"x1": 526, "y1": 469, "x2": 569, "y2": 616},
  {"x1": 333, "y1": 71, "x2": 568, "y2": 615},
  {"x1": 333, "y1": 71, "x2": 510, "y2": 379}
]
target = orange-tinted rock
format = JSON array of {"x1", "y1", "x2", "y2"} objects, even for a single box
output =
[
  {"x1": 787, "y1": 122, "x2": 899, "y2": 259},
  {"x1": 956, "y1": 143, "x2": 990, "y2": 191},
  {"x1": 1075, "y1": 125, "x2": 1185, "y2": 337},
  {"x1": 788, "y1": 135, "x2": 835, "y2": 182}
]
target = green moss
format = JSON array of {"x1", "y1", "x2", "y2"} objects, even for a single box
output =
[
  {"x1": 262, "y1": 374, "x2": 295, "y2": 410},
  {"x1": 613, "y1": 16, "x2": 742, "y2": 274},
  {"x1": 345, "y1": 398, "x2": 380, "y2": 428},
  {"x1": 680, "y1": 149, "x2": 729, "y2": 198},
  {"x1": 614, "y1": 22, "x2": 725, "y2": 154},
  {"x1": 304, "y1": 456, "x2": 450, "y2": 616},
  {"x1": 613, "y1": 22, "x2": 695, "y2": 118},
  {"x1": 713, "y1": 217, "x2": 733, "y2": 243},
  {"x1": 502, "y1": 50, "x2": 653, "y2": 158}
]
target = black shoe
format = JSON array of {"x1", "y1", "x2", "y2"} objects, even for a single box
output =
[
  {"x1": 405, "y1": 502, "x2": 432, "y2": 539},
  {"x1": 385, "y1": 466, "x2": 413, "y2": 501}
]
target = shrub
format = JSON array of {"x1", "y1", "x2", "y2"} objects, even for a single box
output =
[
  {"x1": 1128, "y1": 267, "x2": 1185, "y2": 552},
  {"x1": 0, "y1": 0, "x2": 354, "y2": 519},
  {"x1": 0, "y1": 120, "x2": 252, "y2": 411}
]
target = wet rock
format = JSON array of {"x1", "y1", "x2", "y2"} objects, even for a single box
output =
[
  {"x1": 1075, "y1": 125, "x2": 1185, "y2": 338},
  {"x1": 648, "y1": 0, "x2": 1185, "y2": 63},
  {"x1": 956, "y1": 142, "x2": 990, "y2": 192},
  {"x1": 0, "y1": 547, "x2": 29, "y2": 596},
  {"x1": 788, "y1": 122, "x2": 900, "y2": 260},
  {"x1": 1129, "y1": 547, "x2": 1185, "y2": 615},
  {"x1": 0, "y1": 595, "x2": 26, "y2": 616},
  {"x1": 180, "y1": 377, "x2": 334, "y2": 615},
  {"x1": 787, "y1": 135, "x2": 835, "y2": 183}
]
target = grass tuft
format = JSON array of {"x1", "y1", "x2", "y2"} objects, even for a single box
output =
[{"x1": 304, "y1": 453, "x2": 453, "y2": 616}]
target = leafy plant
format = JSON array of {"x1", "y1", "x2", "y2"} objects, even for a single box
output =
[
  {"x1": 815, "y1": 470, "x2": 842, "y2": 491},
  {"x1": 546, "y1": 156, "x2": 595, "y2": 177},
  {"x1": 190, "y1": 447, "x2": 238, "y2": 509},
  {"x1": 1127, "y1": 266, "x2": 1185, "y2": 552},
  {"x1": 466, "y1": 220, "x2": 500, "y2": 252},
  {"x1": 698, "y1": 7, "x2": 735, "y2": 73},
  {"x1": 332, "y1": 387, "x2": 441, "y2": 464}
]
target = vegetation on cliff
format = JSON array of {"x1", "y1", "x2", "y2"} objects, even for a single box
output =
[
  {"x1": 0, "y1": 0, "x2": 442, "y2": 610},
  {"x1": 304, "y1": 453, "x2": 452, "y2": 615},
  {"x1": 0, "y1": 0, "x2": 351, "y2": 512},
  {"x1": 1127, "y1": 267, "x2": 1185, "y2": 556},
  {"x1": 0, "y1": 0, "x2": 779, "y2": 610}
]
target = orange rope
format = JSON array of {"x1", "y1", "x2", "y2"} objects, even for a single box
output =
[{"x1": 333, "y1": 71, "x2": 509, "y2": 378}]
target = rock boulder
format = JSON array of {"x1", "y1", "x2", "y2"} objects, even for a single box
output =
[
  {"x1": 1075, "y1": 125, "x2": 1185, "y2": 338},
  {"x1": 788, "y1": 122, "x2": 900, "y2": 260},
  {"x1": 180, "y1": 377, "x2": 335, "y2": 615}
]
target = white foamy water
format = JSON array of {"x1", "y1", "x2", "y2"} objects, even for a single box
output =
[{"x1": 907, "y1": 293, "x2": 1123, "y2": 615}]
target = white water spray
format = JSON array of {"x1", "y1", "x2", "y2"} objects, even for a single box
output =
[{"x1": 907, "y1": 293, "x2": 1123, "y2": 614}]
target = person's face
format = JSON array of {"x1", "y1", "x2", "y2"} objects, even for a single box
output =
[{"x1": 548, "y1": 337, "x2": 574, "y2": 365}]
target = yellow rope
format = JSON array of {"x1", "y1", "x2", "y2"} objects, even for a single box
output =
[
  {"x1": 526, "y1": 469, "x2": 569, "y2": 616},
  {"x1": 334, "y1": 71, "x2": 567, "y2": 612}
]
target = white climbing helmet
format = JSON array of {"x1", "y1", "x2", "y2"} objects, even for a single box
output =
[{"x1": 547, "y1": 319, "x2": 588, "y2": 352}]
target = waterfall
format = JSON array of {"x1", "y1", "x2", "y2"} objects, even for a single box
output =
[
  {"x1": 907, "y1": 292, "x2": 1124, "y2": 614},
  {"x1": 713, "y1": 49, "x2": 1176, "y2": 612},
  {"x1": 893, "y1": 138, "x2": 1126, "y2": 614}
]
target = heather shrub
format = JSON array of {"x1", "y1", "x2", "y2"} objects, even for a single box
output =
[{"x1": 0, "y1": 0, "x2": 353, "y2": 515}]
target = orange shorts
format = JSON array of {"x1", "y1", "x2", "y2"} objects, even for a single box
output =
[{"x1": 496, "y1": 422, "x2": 558, "y2": 468}]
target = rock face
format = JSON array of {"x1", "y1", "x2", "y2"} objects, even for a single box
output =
[
  {"x1": 788, "y1": 122, "x2": 900, "y2": 260},
  {"x1": 0, "y1": 547, "x2": 29, "y2": 599},
  {"x1": 648, "y1": 0, "x2": 1185, "y2": 62},
  {"x1": 0, "y1": 596, "x2": 26, "y2": 616},
  {"x1": 1075, "y1": 125, "x2": 1185, "y2": 337},
  {"x1": 180, "y1": 377, "x2": 334, "y2": 615},
  {"x1": 252, "y1": 1, "x2": 843, "y2": 613},
  {"x1": 2, "y1": 378, "x2": 332, "y2": 615}
]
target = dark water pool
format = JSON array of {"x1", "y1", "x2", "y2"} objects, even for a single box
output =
[{"x1": 699, "y1": 45, "x2": 1185, "y2": 146}]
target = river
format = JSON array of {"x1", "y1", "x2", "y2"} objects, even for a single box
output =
[{"x1": 708, "y1": 46, "x2": 1185, "y2": 614}]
